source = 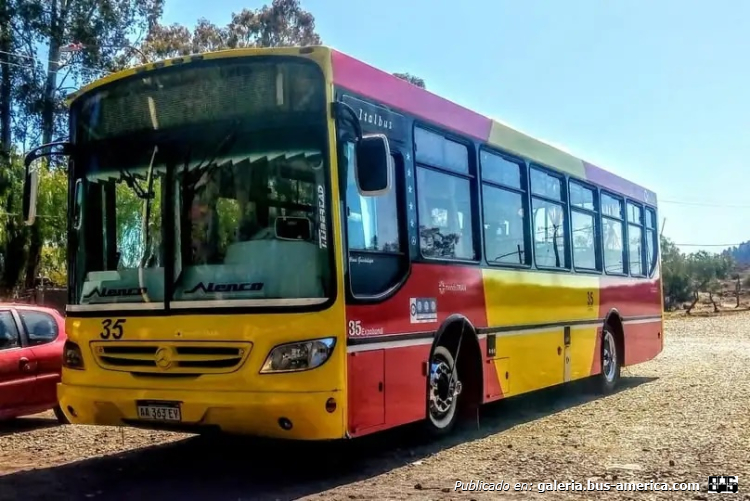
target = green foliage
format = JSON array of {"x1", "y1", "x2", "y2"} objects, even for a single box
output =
[
  {"x1": 661, "y1": 235, "x2": 692, "y2": 308},
  {"x1": 393, "y1": 72, "x2": 426, "y2": 89},
  {"x1": 135, "y1": 0, "x2": 321, "y2": 61},
  {"x1": 37, "y1": 163, "x2": 68, "y2": 284},
  {"x1": 5, "y1": 0, "x2": 165, "y2": 148},
  {"x1": 0, "y1": 0, "x2": 437, "y2": 296},
  {"x1": 2, "y1": 0, "x2": 165, "y2": 289},
  {"x1": 723, "y1": 241, "x2": 750, "y2": 266},
  {"x1": 661, "y1": 235, "x2": 739, "y2": 311},
  {"x1": 0, "y1": 152, "x2": 30, "y2": 291}
]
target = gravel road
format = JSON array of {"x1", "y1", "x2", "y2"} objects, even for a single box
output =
[{"x1": 1, "y1": 312, "x2": 748, "y2": 500}]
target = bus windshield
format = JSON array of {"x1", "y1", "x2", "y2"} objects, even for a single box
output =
[{"x1": 69, "y1": 57, "x2": 332, "y2": 309}]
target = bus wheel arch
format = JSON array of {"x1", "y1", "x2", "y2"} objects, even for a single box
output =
[
  {"x1": 426, "y1": 315, "x2": 483, "y2": 434},
  {"x1": 600, "y1": 310, "x2": 625, "y2": 392}
]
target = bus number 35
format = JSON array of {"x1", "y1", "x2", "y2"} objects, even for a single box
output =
[
  {"x1": 348, "y1": 320, "x2": 363, "y2": 336},
  {"x1": 100, "y1": 318, "x2": 127, "y2": 339}
]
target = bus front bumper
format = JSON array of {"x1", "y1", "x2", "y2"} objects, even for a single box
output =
[{"x1": 57, "y1": 383, "x2": 345, "y2": 440}]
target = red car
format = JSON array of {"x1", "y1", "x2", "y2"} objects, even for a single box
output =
[{"x1": 0, "y1": 304, "x2": 68, "y2": 423}]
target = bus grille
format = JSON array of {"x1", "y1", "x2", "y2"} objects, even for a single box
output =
[{"x1": 90, "y1": 341, "x2": 252, "y2": 375}]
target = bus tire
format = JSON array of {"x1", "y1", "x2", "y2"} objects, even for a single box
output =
[
  {"x1": 598, "y1": 325, "x2": 621, "y2": 393},
  {"x1": 425, "y1": 345, "x2": 462, "y2": 436}
]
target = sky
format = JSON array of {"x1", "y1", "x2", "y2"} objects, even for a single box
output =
[{"x1": 162, "y1": 0, "x2": 750, "y2": 253}]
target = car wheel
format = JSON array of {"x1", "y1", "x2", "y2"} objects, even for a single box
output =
[{"x1": 53, "y1": 405, "x2": 70, "y2": 424}]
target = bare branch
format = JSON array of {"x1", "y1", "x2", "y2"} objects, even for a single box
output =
[{"x1": 55, "y1": 66, "x2": 74, "y2": 91}]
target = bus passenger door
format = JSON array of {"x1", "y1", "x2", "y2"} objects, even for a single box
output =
[
  {"x1": 563, "y1": 326, "x2": 572, "y2": 383},
  {"x1": 347, "y1": 350, "x2": 385, "y2": 433}
]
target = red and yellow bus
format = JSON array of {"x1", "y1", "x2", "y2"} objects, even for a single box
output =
[{"x1": 22, "y1": 45, "x2": 663, "y2": 440}]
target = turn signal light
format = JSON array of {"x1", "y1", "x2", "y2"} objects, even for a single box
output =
[{"x1": 63, "y1": 340, "x2": 84, "y2": 370}]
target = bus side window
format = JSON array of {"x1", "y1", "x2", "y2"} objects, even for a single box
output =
[
  {"x1": 414, "y1": 126, "x2": 476, "y2": 261},
  {"x1": 601, "y1": 193, "x2": 626, "y2": 274},
  {"x1": 416, "y1": 168, "x2": 475, "y2": 260},
  {"x1": 645, "y1": 206, "x2": 658, "y2": 276},
  {"x1": 480, "y1": 149, "x2": 530, "y2": 266},
  {"x1": 569, "y1": 180, "x2": 600, "y2": 272},
  {"x1": 530, "y1": 167, "x2": 569, "y2": 269}
]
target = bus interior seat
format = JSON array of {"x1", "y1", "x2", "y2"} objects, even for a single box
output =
[{"x1": 224, "y1": 224, "x2": 323, "y2": 298}]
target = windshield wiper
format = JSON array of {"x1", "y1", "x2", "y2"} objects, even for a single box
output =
[
  {"x1": 118, "y1": 168, "x2": 153, "y2": 199},
  {"x1": 139, "y1": 145, "x2": 159, "y2": 268},
  {"x1": 185, "y1": 120, "x2": 241, "y2": 189}
]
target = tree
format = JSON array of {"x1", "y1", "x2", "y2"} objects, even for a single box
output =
[
  {"x1": 0, "y1": 0, "x2": 14, "y2": 161},
  {"x1": 660, "y1": 235, "x2": 691, "y2": 310},
  {"x1": 684, "y1": 251, "x2": 734, "y2": 314},
  {"x1": 393, "y1": 72, "x2": 426, "y2": 89},
  {"x1": 135, "y1": 0, "x2": 321, "y2": 61},
  {"x1": 0, "y1": 151, "x2": 29, "y2": 294},
  {"x1": 723, "y1": 241, "x2": 750, "y2": 265},
  {"x1": 732, "y1": 272, "x2": 742, "y2": 308},
  {"x1": 1, "y1": 0, "x2": 431, "y2": 297},
  {"x1": 6, "y1": 0, "x2": 164, "y2": 290}
]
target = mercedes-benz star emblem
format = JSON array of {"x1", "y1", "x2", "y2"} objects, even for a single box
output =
[{"x1": 155, "y1": 346, "x2": 173, "y2": 370}]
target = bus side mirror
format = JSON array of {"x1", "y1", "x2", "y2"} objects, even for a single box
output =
[
  {"x1": 22, "y1": 140, "x2": 72, "y2": 226},
  {"x1": 355, "y1": 134, "x2": 393, "y2": 196},
  {"x1": 22, "y1": 156, "x2": 40, "y2": 226}
]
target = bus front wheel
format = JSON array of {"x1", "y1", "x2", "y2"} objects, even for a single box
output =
[{"x1": 425, "y1": 345, "x2": 462, "y2": 435}]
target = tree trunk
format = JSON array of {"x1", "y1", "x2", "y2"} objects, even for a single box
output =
[
  {"x1": 41, "y1": 0, "x2": 65, "y2": 146},
  {"x1": 708, "y1": 292, "x2": 719, "y2": 313},
  {"x1": 736, "y1": 277, "x2": 741, "y2": 308},
  {"x1": 26, "y1": 0, "x2": 68, "y2": 290},
  {"x1": 0, "y1": 0, "x2": 13, "y2": 159},
  {"x1": 3, "y1": 191, "x2": 27, "y2": 290},
  {"x1": 686, "y1": 291, "x2": 699, "y2": 315}
]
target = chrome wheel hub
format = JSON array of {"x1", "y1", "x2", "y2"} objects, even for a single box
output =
[
  {"x1": 603, "y1": 330, "x2": 617, "y2": 382},
  {"x1": 429, "y1": 357, "x2": 462, "y2": 418}
]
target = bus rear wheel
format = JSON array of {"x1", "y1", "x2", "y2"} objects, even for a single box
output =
[
  {"x1": 598, "y1": 326, "x2": 621, "y2": 393},
  {"x1": 426, "y1": 345, "x2": 462, "y2": 435}
]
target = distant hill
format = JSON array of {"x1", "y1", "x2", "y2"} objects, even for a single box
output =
[{"x1": 723, "y1": 241, "x2": 750, "y2": 265}]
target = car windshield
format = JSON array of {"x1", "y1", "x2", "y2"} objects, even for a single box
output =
[{"x1": 68, "y1": 57, "x2": 333, "y2": 310}]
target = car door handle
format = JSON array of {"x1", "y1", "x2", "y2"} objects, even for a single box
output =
[{"x1": 19, "y1": 357, "x2": 33, "y2": 372}]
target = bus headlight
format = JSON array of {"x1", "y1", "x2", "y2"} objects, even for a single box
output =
[{"x1": 260, "y1": 337, "x2": 336, "y2": 373}]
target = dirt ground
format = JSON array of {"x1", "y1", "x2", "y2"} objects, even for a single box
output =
[{"x1": 1, "y1": 313, "x2": 749, "y2": 500}]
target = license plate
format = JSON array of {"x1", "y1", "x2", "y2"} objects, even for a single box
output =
[{"x1": 136, "y1": 403, "x2": 182, "y2": 422}]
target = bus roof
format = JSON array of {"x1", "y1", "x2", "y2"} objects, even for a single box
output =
[
  {"x1": 67, "y1": 45, "x2": 655, "y2": 206},
  {"x1": 331, "y1": 49, "x2": 657, "y2": 206}
]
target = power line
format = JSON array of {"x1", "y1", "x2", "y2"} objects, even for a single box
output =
[
  {"x1": 0, "y1": 49, "x2": 100, "y2": 73},
  {"x1": 0, "y1": 49, "x2": 62, "y2": 67},
  {"x1": 0, "y1": 49, "x2": 37, "y2": 61},
  {"x1": 674, "y1": 243, "x2": 743, "y2": 248},
  {"x1": 0, "y1": 60, "x2": 34, "y2": 70},
  {"x1": 661, "y1": 199, "x2": 750, "y2": 208}
]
